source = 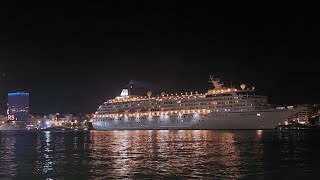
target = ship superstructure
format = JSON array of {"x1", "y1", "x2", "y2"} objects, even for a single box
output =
[{"x1": 91, "y1": 76, "x2": 301, "y2": 130}]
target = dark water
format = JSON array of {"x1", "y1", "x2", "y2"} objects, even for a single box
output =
[{"x1": 1, "y1": 130, "x2": 319, "y2": 179}]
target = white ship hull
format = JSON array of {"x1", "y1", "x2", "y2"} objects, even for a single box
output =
[{"x1": 92, "y1": 108, "x2": 300, "y2": 130}]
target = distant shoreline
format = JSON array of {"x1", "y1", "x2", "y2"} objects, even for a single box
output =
[{"x1": 276, "y1": 124, "x2": 320, "y2": 130}]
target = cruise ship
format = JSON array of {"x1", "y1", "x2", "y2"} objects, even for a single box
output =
[{"x1": 91, "y1": 76, "x2": 301, "y2": 130}]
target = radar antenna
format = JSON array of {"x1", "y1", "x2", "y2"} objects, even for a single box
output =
[{"x1": 208, "y1": 75, "x2": 224, "y2": 90}]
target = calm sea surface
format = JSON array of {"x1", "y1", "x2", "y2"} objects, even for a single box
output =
[{"x1": 0, "y1": 130, "x2": 319, "y2": 179}]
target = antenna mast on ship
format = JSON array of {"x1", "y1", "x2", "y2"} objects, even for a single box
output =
[{"x1": 129, "y1": 85, "x2": 133, "y2": 95}]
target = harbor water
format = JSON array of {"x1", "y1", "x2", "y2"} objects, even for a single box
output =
[{"x1": 0, "y1": 130, "x2": 319, "y2": 179}]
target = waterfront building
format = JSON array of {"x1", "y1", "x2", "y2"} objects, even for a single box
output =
[{"x1": 7, "y1": 92, "x2": 29, "y2": 121}]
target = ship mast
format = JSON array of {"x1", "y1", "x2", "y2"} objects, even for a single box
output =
[{"x1": 208, "y1": 75, "x2": 223, "y2": 90}]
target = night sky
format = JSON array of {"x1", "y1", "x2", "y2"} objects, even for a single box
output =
[{"x1": 0, "y1": 2, "x2": 318, "y2": 115}]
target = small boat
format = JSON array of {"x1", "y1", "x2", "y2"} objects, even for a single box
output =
[{"x1": 41, "y1": 126, "x2": 72, "y2": 131}]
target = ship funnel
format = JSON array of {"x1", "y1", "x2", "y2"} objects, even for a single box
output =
[{"x1": 120, "y1": 88, "x2": 129, "y2": 96}]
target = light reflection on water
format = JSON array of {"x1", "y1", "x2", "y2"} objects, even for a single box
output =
[
  {"x1": 0, "y1": 132, "x2": 17, "y2": 178},
  {"x1": 0, "y1": 130, "x2": 319, "y2": 179}
]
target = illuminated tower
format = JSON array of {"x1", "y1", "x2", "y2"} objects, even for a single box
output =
[{"x1": 7, "y1": 92, "x2": 29, "y2": 121}]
